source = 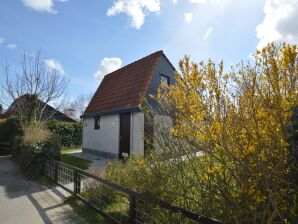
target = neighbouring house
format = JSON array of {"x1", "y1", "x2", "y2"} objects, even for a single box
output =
[
  {"x1": 0, "y1": 93, "x2": 76, "y2": 122},
  {"x1": 81, "y1": 50, "x2": 175, "y2": 158}
]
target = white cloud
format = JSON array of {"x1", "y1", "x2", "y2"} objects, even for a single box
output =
[
  {"x1": 172, "y1": 0, "x2": 178, "y2": 4},
  {"x1": 107, "y1": 0, "x2": 160, "y2": 29},
  {"x1": 45, "y1": 59, "x2": 65, "y2": 75},
  {"x1": 94, "y1": 57, "x2": 122, "y2": 83},
  {"x1": 0, "y1": 37, "x2": 5, "y2": 44},
  {"x1": 256, "y1": 0, "x2": 298, "y2": 49},
  {"x1": 184, "y1": 12, "x2": 193, "y2": 23},
  {"x1": 189, "y1": 0, "x2": 207, "y2": 4},
  {"x1": 2, "y1": 38, "x2": 17, "y2": 49},
  {"x1": 21, "y1": 0, "x2": 67, "y2": 14},
  {"x1": 7, "y1": 44, "x2": 17, "y2": 49},
  {"x1": 203, "y1": 26, "x2": 213, "y2": 39}
]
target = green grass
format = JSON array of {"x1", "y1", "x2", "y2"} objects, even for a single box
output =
[
  {"x1": 61, "y1": 147, "x2": 82, "y2": 154},
  {"x1": 64, "y1": 192, "x2": 130, "y2": 224},
  {"x1": 60, "y1": 154, "x2": 91, "y2": 170},
  {"x1": 37, "y1": 175, "x2": 54, "y2": 187},
  {"x1": 64, "y1": 195, "x2": 110, "y2": 224}
]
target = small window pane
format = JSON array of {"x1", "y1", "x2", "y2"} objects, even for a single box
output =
[
  {"x1": 94, "y1": 116, "x2": 100, "y2": 129},
  {"x1": 160, "y1": 74, "x2": 169, "y2": 85}
]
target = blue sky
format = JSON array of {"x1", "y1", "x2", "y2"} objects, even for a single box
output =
[{"x1": 1, "y1": 0, "x2": 297, "y2": 99}]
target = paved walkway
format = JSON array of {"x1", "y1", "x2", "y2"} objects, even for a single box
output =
[{"x1": 0, "y1": 156, "x2": 85, "y2": 224}]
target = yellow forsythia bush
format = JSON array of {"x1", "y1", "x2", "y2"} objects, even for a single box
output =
[{"x1": 105, "y1": 42, "x2": 297, "y2": 224}]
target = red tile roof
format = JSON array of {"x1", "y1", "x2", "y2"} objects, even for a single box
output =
[{"x1": 83, "y1": 50, "x2": 164, "y2": 116}]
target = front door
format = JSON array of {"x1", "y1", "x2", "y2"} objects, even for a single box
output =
[{"x1": 119, "y1": 113, "x2": 131, "y2": 159}]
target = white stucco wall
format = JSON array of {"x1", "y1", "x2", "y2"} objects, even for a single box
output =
[
  {"x1": 82, "y1": 114, "x2": 119, "y2": 155},
  {"x1": 82, "y1": 112, "x2": 145, "y2": 156},
  {"x1": 131, "y1": 112, "x2": 144, "y2": 154}
]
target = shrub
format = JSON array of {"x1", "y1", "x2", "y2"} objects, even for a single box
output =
[
  {"x1": 47, "y1": 120, "x2": 83, "y2": 147},
  {"x1": 0, "y1": 117, "x2": 22, "y2": 142},
  {"x1": 288, "y1": 107, "x2": 298, "y2": 177},
  {"x1": 22, "y1": 125, "x2": 53, "y2": 144},
  {"x1": 105, "y1": 154, "x2": 171, "y2": 196},
  {"x1": 287, "y1": 107, "x2": 298, "y2": 222},
  {"x1": 12, "y1": 125, "x2": 61, "y2": 179},
  {"x1": 83, "y1": 172, "x2": 131, "y2": 222},
  {"x1": 155, "y1": 42, "x2": 298, "y2": 223},
  {"x1": 90, "y1": 153, "x2": 203, "y2": 224}
]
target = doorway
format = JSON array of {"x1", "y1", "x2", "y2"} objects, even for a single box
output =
[{"x1": 119, "y1": 113, "x2": 131, "y2": 159}]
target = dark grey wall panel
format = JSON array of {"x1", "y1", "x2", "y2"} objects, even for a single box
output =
[{"x1": 146, "y1": 54, "x2": 176, "y2": 110}]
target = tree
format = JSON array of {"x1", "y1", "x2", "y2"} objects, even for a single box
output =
[
  {"x1": 0, "y1": 51, "x2": 69, "y2": 123},
  {"x1": 60, "y1": 93, "x2": 93, "y2": 121}
]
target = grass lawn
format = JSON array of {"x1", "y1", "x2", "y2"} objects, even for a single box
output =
[
  {"x1": 61, "y1": 147, "x2": 82, "y2": 154},
  {"x1": 60, "y1": 147, "x2": 91, "y2": 170},
  {"x1": 64, "y1": 193, "x2": 129, "y2": 224}
]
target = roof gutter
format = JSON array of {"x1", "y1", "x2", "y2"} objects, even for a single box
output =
[{"x1": 80, "y1": 107, "x2": 140, "y2": 119}]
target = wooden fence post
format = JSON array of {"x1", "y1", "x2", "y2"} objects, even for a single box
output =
[
  {"x1": 129, "y1": 196, "x2": 137, "y2": 224},
  {"x1": 74, "y1": 170, "x2": 81, "y2": 195}
]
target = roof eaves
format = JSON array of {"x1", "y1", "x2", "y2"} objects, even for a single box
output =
[{"x1": 81, "y1": 106, "x2": 141, "y2": 118}]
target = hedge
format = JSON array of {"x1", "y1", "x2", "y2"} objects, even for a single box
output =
[
  {"x1": 12, "y1": 134, "x2": 61, "y2": 179},
  {"x1": 47, "y1": 121, "x2": 83, "y2": 147},
  {"x1": 0, "y1": 117, "x2": 22, "y2": 142}
]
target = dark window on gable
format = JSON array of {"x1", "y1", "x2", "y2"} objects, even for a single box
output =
[
  {"x1": 160, "y1": 74, "x2": 170, "y2": 94},
  {"x1": 160, "y1": 74, "x2": 170, "y2": 85},
  {"x1": 94, "y1": 116, "x2": 100, "y2": 129}
]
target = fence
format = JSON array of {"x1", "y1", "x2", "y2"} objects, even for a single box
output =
[{"x1": 44, "y1": 159, "x2": 222, "y2": 224}]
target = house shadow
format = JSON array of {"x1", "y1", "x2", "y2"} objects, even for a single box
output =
[
  {"x1": 0, "y1": 156, "x2": 81, "y2": 224},
  {"x1": 0, "y1": 149, "x2": 11, "y2": 156}
]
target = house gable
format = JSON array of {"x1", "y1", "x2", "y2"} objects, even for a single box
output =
[
  {"x1": 146, "y1": 53, "x2": 176, "y2": 110},
  {"x1": 82, "y1": 51, "x2": 167, "y2": 118},
  {"x1": 81, "y1": 51, "x2": 175, "y2": 157}
]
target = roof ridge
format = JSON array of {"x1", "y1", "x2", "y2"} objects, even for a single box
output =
[{"x1": 104, "y1": 50, "x2": 163, "y2": 78}]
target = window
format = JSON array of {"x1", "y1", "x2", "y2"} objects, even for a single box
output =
[
  {"x1": 94, "y1": 116, "x2": 100, "y2": 129},
  {"x1": 160, "y1": 74, "x2": 170, "y2": 93},
  {"x1": 160, "y1": 74, "x2": 170, "y2": 85}
]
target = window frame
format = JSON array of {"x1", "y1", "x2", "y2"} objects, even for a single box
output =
[
  {"x1": 94, "y1": 116, "x2": 100, "y2": 130},
  {"x1": 160, "y1": 74, "x2": 170, "y2": 85}
]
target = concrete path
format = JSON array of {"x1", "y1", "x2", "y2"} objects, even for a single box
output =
[{"x1": 0, "y1": 156, "x2": 85, "y2": 224}]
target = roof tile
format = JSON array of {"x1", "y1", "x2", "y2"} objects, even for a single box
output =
[{"x1": 83, "y1": 51, "x2": 163, "y2": 115}]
